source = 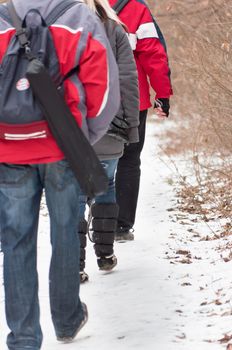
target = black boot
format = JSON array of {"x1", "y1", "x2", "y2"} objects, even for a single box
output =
[
  {"x1": 115, "y1": 227, "x2": 135, "y2": 242},
  {"x1": 78, "y1": 219, "x2": 89, "y2": 283},
  {"x1": 91, "y1": 203, "x2": 119, "y2": 271}
]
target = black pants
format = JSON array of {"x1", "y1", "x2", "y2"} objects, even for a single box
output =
[{"x1": 115, "y1": 109, "x2": 148, "y2": 230}]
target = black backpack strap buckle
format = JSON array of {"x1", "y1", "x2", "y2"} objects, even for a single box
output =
[{"x1": 15, "y1": 27, "x2": 29, "y2": 47}]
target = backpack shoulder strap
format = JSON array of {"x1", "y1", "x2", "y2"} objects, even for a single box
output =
[
  {"x1": 45, "y1": 0, "x2": 80, "y2": 26},
  {"x1": 153, "y1": 19, "x2": 167, "y2": 52},
  {"x1": 0, "y1": 4, "x2": 12, "y2": 24},
  {"x1": 112, "y1": 0, "x2": 130, "y2": 14},
  {"x1": 0, "y1": 0, "x2": 79, "y2": 27},
  {"x1": 7, "y1": 0, "x2": 29, "y2": 48}
]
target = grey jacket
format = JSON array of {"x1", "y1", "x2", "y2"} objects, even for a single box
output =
[{"x1": 93, "y1": 19, "x2": 139, "y2": 160}]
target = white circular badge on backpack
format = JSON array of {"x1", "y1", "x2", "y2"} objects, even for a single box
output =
[{"x1": 16, "y1": 78, "x2": 30, "y2": 91}]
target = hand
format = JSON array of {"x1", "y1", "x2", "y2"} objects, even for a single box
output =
[
  {"x1": 154, "y1": 98, "x2": 170, "y2": 118},
  {"x1": 107, "y1": 116, "x2": 129, "y2": 143},
  {"x1": 154, "y1": 107, "x2": 167, "y2": 118}
]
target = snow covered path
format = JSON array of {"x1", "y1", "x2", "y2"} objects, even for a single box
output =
[{"x1": 1, "y1": 118, "x2": 232, "y2": 349}]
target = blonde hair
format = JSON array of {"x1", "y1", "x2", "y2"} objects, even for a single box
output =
[{"x1": 84, "y1": 0, "x2": 123, "y2": 25}]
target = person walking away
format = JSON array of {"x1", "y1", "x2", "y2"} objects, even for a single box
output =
[
  {"x1": 78, "y1": 0, "x2": 139, "y2": 282},
  {"x1": 0, "y1": 0, "x2": 120, "y2": 348},
  {"x1": 109, "y1": 0, "x2": 173, "y2": 241}
]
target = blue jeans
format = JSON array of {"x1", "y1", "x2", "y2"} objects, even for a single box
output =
[
  {"x1": 0, "y1": 161, "x2": 84, "y2": 350},
  {"x1": 79, "y1": 158, "x2": 118, "y2": 217}
]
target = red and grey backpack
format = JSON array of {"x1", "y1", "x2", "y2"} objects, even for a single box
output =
[{"x1": 0, "y1": 0, "x2": 76, "y2": 141}]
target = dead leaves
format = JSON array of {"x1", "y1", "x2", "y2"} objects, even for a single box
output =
[
  {"x1": 222, "y1": 251, "x2": 232, "y2": 263},
  {"x1": 178, "y1": 258, "x2": 192, "y2": 264},
  {"x1": 181, "y1": 282, "x2": 192, "y2": 286},
  {"x1": 166, "y1": 248, "x2": 203, "y2": 265},
  {"x1": 176, "y1": 333, "x2": 186, "y2": 340},
  {"x1": 176, "y1": 249, "x2": 190, "y2": 255},
  {"x1": 218, "y1": 334, "x2": 232, "y2": 344},
  {"x1": 205, "y1": 333, "x2": 232, "y2": 345}
]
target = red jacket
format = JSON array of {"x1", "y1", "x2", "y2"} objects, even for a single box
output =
[
  {"x1": 0, "y1": 0, "x2": 120, "y2": 164},
  {"x1": 110, "y1": 0, "x2": 173, "y2": 110}
]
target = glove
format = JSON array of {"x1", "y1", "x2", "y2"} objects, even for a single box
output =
[
  {"x1": 154, "y1": 98, "x2": 170, "y2": 117},
  {"x1": 107, "y1": 116, "x2": 129, "y2": 143}
]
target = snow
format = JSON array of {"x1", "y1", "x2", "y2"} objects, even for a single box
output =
[{"x1": 1, "y1": 117, "x2": 232, "y2": 349}]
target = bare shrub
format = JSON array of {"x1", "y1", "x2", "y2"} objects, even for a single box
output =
[{"x1": 148, "y1": 0, "x2": 232, "y2": 224}]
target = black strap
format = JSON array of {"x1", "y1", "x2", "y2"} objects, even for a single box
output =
[
  {"x1": 6, "y1": 0, "x2": 79, "y2": 40},
  {"x1": 112, "y1": 0, "x2": 130, "y2": 14},
  {"x1": 45, "y1": 0, "x2": 79, "y2": 26},
  {"x1": 7, "y1": 0, "x2": 29, "y2": 48}
]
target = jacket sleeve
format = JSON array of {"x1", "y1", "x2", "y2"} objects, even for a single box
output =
[
  {"x1": 135, "y1": 6, "x2": 173, "y2": 99},
  {"x1": 115, "y1": 24, "x2": 139, "y2": 143},
  {"x1": 78, "y1": 16, "x2": 120, "y2": 144}
]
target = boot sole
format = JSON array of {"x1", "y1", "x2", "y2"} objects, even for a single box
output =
[{"x1": 99, "y1": 260, "x2": 117, "y2": 271}]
